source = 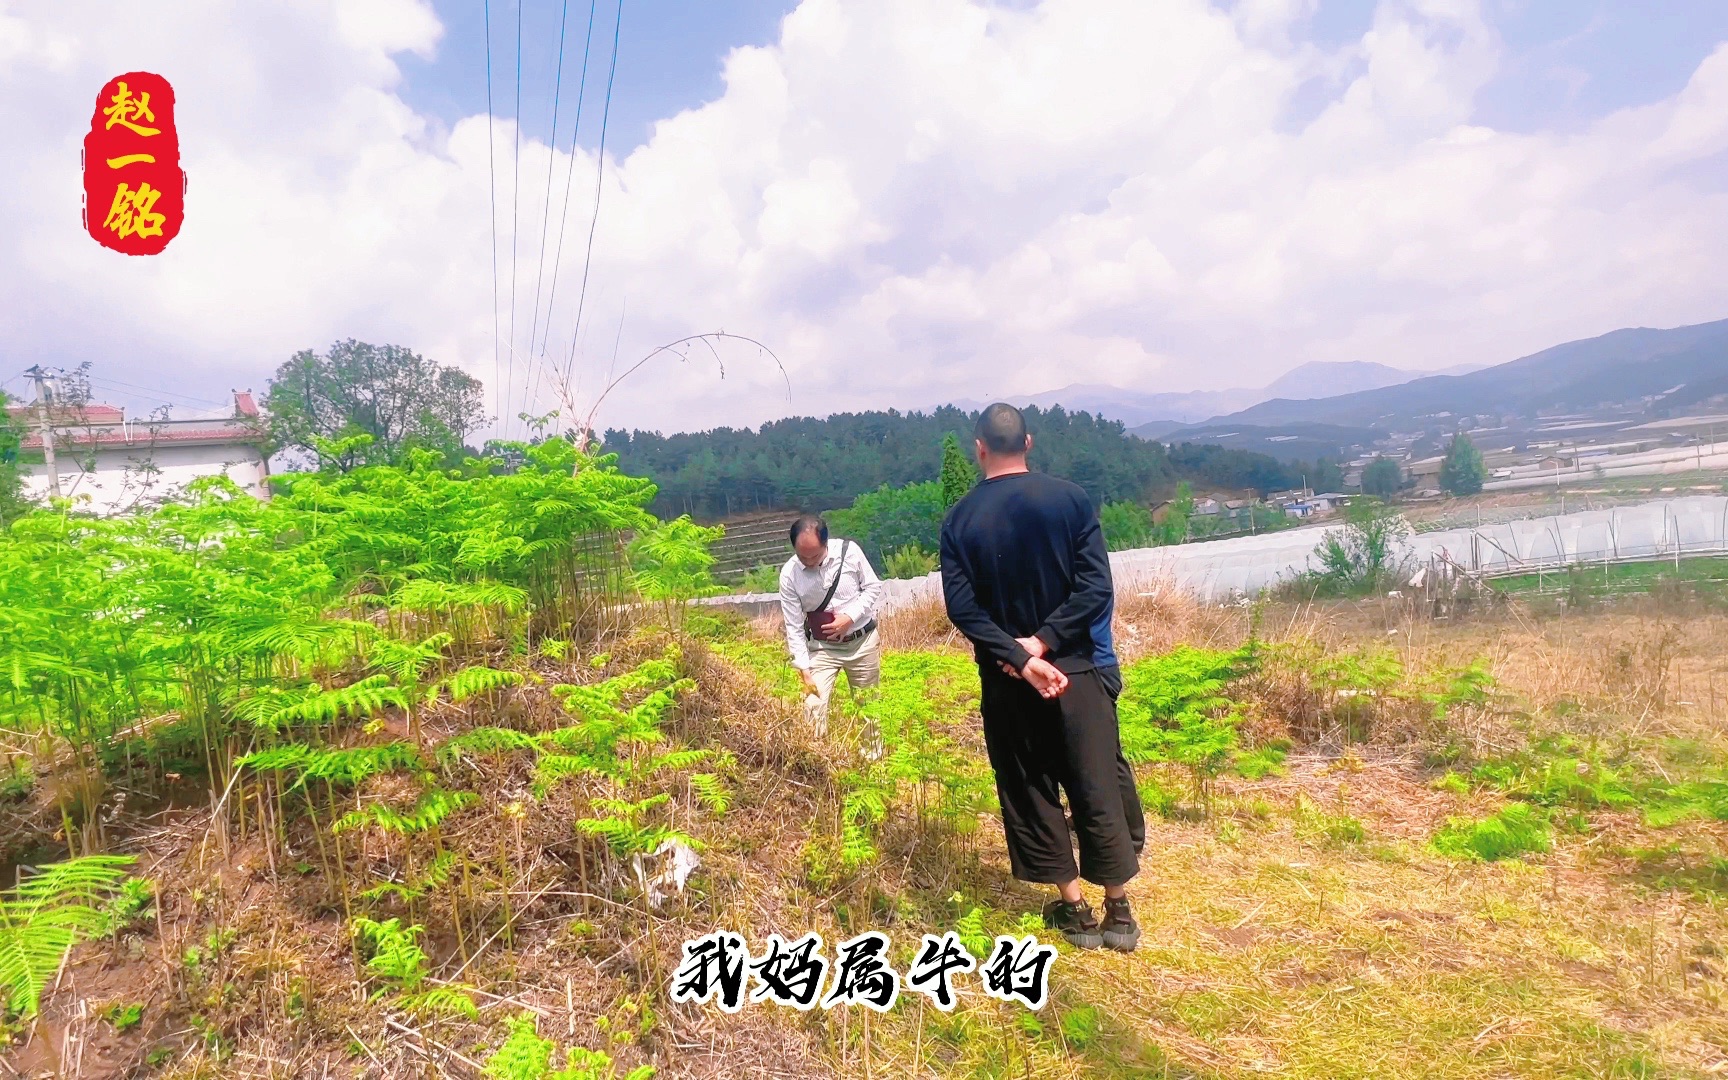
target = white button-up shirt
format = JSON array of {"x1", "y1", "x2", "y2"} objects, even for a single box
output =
[{"x1": 778, "y1": 538, "x2": 885, "y2": 670}]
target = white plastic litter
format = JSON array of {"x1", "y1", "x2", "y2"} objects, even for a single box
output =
[{"x1": 631, "y1": 839, "x2": 701, "y2": 909}]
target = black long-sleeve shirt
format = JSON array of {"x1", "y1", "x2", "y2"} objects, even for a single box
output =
[{"x1": 939, "y1": 470, "x2": 1114, "y2": 675}]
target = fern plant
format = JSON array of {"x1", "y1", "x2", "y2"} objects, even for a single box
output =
[
  {"x1": 688, "y1": 773, "x2": 731, "y2": 815},
  {"x1": 1118, "y1": 645, "x2": 1256, "y2": 810},
  {"x1": 351, "y1": 916, "x2": 479, "y2": 1020},
  {"x1": 239, "y1": 742, "x2": 427, "y2": 792},
  {"x1": 575, "y1": 795, "x2": 702, "y2": 859},
  {"x1": 484, "y1": 1014, "x2": 654, "y2": 1080},
  {"x1": 0, "y1": 855, "x2": 136, "y2": 1017},
  {"x1": 335, "y1": 788, "x2": 479, "y2": 836},
  {"x1": 359, "y1": 850, "x2": 460, "y2": 905},
  {"x1": 234, "y1": 675, "x2": 410, "y2": 738}
]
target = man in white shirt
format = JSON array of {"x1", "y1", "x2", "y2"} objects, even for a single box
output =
[{"x1": 778, "y1": 514, "x2": 886, "y2": 745}]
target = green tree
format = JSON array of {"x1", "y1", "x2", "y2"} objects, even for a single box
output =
[
  {"x1": 0, "y1": 390, "x2": 27, "y2": 526},
  {"x1": 1437, "y1": 433, "x2": 1485, "y2": 496},
  {"x1": 1311, "y1": 457, "x2": 1346, "y2": 494},
  {"x1": 600, "y1": 405, "x2": 1179, "y2": 519},
  {"x1": 826, "y1": 481, "x2": 945, "y2": 568},
  {"x1": 1312, "y1": 497, "x2": 1411, "y2": 596},
  {"x1": 1360, "y1": 456, "x2": 1404, "y2": 497},
  {"x1": 939, "y1": 432, "x2": 978, "y2": 510},
  {"x1": 1155, "y1": 482, "x2": 1195, "y2": 546},
  {"x1": 264, "y1": 340, "x2": 489, "y2": 470},
  {"x1": 1099, "y1": 501, "x2": 1153, "y2": 551}
]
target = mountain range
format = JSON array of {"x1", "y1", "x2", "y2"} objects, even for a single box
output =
[
  {"x1": 1178, "y1": 318, "x2": 1728, "y2": 431},
  {"x1": 1132, "y1": 316, "x2": 1728, "y2": 461},
  {"x1": 940, "y1": 360, "x2": 1483, "y2": 429}
]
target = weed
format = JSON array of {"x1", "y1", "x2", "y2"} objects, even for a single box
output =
[
  {"x1": 100, "y1": 1001, "x2": 145, "y2": 1032},
  {"x1": 482, "y1": 1013, "x2": 654, "y2": 1080},
  {"x1": 1432, "y1": 804, "x2": 1553, "y2": 862},
  {"x1": 1292, "y1": 792, "x2": 1367, "y2": 847},
  {"x1": 1433, "y1": 771, "x2": 1471, "y2": 795}
]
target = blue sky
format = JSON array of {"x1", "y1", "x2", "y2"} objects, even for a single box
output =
[
  {"x1": 396, "y1": 1, "x2": 1728, "y2": 151},
  {"x1": 397, "y1": 0, "x2": 799, "y2": 153},
  {"x1": 6, "y1": 0, "x2": 1728, "y2": 436}
]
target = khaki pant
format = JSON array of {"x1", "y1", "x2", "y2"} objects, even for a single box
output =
[{"x1": 803, "y1": 628, "x2": 882, "y2": 756}]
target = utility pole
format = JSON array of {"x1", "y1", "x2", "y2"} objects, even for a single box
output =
[{"x1": 23, "y1": 365, "x2": 63, "y2": 499}]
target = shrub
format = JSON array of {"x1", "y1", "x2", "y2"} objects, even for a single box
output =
[
  {"x1": 737, "y1": 563, "x2": 780, "y2": 594},
  {"x1": 1309, "y1": 498, "x2": 1411, "y2": 597},
  {"x1": 1118, "y1": 645, "x2": 1257, "y2": 809},
  {"x1": 884, "y1": 544, "x2": 939, "y2": 579},
  {"x1": 1099, "y1": 500, "x2": 1154, "y2": 551}
]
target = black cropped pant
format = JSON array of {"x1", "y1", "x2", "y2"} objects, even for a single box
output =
[{"x1": 979, "y1": 664, "x2": 1144, "y2": 888}]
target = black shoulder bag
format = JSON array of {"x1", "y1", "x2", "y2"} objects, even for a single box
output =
[{"x1": 803, "y1": 539, "x2": 851, "y2": 640}]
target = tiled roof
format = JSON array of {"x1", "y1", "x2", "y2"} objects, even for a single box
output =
[
  {"x1": 20, "y1": 423, "x2": 266, "y2": 451},
  {"x1": 5, "y1": 404, "x2": 126, "y2": 424}
]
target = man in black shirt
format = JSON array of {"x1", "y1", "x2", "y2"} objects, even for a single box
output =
[{"x1": 940, "y1": 403, "x2": 1144, "y2": 952}]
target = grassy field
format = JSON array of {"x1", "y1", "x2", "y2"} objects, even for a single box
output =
[
  {"x1": 774, "y1": 595, "x2": 1728, "y2": 1079},
  {"x1": 8, "y1": 590, "x2": 1728, "y2": 1078}
]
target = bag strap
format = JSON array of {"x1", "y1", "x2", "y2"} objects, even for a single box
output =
[{"x1": 812, "y1": 540, "x2": 851, "y2": 614}]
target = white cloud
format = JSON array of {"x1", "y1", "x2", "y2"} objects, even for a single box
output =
[{"x1": 2, "y1": 0, "x2": 1726, "y2": 440}]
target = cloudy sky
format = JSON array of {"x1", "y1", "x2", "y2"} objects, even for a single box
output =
[{"x1": 3, "y1": 0, "x2": 1727, "y2": 440}]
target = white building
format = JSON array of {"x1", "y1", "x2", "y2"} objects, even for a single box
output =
[{"x1": 8, "y1": 391, "x2": 270, "y2": 516}]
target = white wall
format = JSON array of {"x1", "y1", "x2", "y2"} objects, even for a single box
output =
[
  {"x1": 698, "y1": 494, "x2": 1728, "y2": 612},
  {"x1": 21, "y1": 443, "x2": 269, "y2": 516}
]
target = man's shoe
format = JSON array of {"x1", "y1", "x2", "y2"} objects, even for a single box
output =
[
  {"x1": 1042, "y1": 899, "x2": 1104, "y2": 950},
  {"x1": 1101, "y1": 896, "x2": 1140, "y2": 953}
]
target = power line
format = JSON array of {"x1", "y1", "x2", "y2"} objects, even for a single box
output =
[
  {"x1": 504, "y1": 0, "x2": 525, "y2": 438},
  {"x1": 484, "y1": 0, "x2": 503, "y2": 443},
  {"x1": 526, "y1": 0, "x2": 600, "y2": 422},
  {"x1": 85, "y1": 378, "x2": 230, "y2": 409},
  {"x1": 524, "y1": 0, "x2": 576, "y2": 439},
  {"x1": 561, "y1": 0, "x2": 625, "y2": 393}
]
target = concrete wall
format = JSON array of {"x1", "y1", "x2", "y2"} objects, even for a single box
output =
[
  {"x1": 22, "y1": 443, "x2": 270, "y2": 515},
  {"x1": 696, "y1": 494, "x2": 1728, "y2": 615}
]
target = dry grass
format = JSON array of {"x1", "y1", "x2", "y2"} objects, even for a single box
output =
[
  {"x1": 10, "y1": 596, "x2": 1728, "y2": 1079},
  {"x1": 848, "y1": 594, "x2": 1728, "y2": 1079}
]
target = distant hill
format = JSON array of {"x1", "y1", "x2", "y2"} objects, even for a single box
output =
[
  {"x1": 1203, "y1": 318, "x2": 1728, "y2": 430},
  {"x1": 940, "y1": 360, "x2": 1481, "y2": 428},
  {"x1": 1262, "y1": 361, "x2": 1408, "y2": 400}
]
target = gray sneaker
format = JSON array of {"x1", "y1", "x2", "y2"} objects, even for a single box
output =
[
  {"x1": 1042, "y1": 899, "x2": 1104, "y2": 949},
  {"x1": 1101, "y1": 896, "x2": 1140, "y2": 953}
]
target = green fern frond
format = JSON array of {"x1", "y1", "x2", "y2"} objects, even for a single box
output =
[
  {"x1": 0, "y1": 856, "x2": 137, "y2": 1017},
  {"x1": 397, "y1": 986, "x2": 481, "y2": 1021},
  {"x1": 484, "y1": 1014, "x2": 557, "y2": 1080},
  {"x1": 351, "y1": 916, "x2": 429, "y2": 991},
  {"x1": 335, "y1": 789, "x2": 478, "y2": 836},
  {"x1": 436, "y1": 727, "x2": 542, "y2": 764},
  {"x1": 437, "y1": 665, "x2": 527, "y2": 705},
  {"x1": 370, "y1": 633, "x2": 454, "y2": 685},
  {"x1": 240, "y1": 742, "x2": 425, "y2": 791},
  {"x1": 650, "y1": 749, "x2": 713, "y2": 773},
  {"x1": 392, "y1": 579, "x2": 527, "y2": 616},
  {"x1": 954, "y1": 906, "x2": 992, "y2": 960},
  {"x1": 357, "y1": 850, "x2": 461, "y2": 905},
  {"x1": 688, "y1": 773, "x2": 731, "y2": 815},
  {"x1": 533, "y1": 753, "x2": 603, "y2": 796}
]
